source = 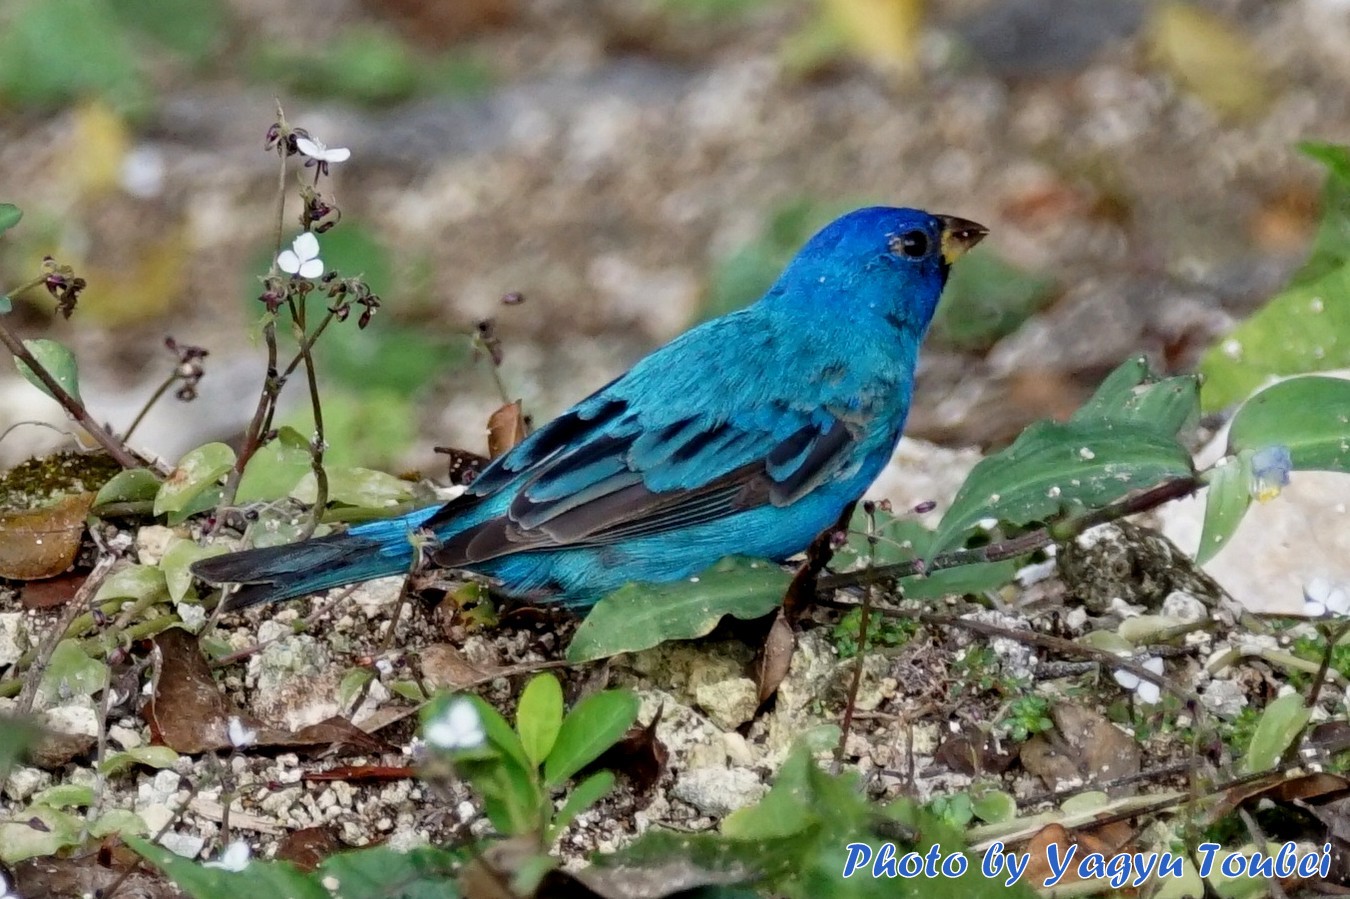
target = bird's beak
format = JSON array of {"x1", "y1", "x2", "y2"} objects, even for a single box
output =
[{"x1": 937, "y1": 215, "x2": 989, "y2": 265}]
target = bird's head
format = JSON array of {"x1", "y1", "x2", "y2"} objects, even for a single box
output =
[{"x1": 765, "y1": 206, "x2": 987, "y2": 334}]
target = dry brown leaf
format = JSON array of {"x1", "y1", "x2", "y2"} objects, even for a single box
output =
[
  {"x1": 0, "y1": 492, "x2": 94, "y2": 580},
  {"x1": 274, "y1": 826, "x2": 342, "y2": 872},
  {"x1": 755, "y1": 609, "x2": 796, "y2": 704},
  {"x1": 421, "y1": 642, "x2": 498, "y2": 691},
  {"x1": 1019, "y1": 703, "x2": 1141, "y2": 791},
  {"x1": 487, "y1": 400, "x2": 528, "y2": 459}
]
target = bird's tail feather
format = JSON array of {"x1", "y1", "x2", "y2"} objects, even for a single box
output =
[{"x1": 191, "y1": 530, "x2": 414, "y2": 610}]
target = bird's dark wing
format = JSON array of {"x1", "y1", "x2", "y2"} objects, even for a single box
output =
[{"x1": 425, "y1": 397, "x2": 857, "y2": 568}]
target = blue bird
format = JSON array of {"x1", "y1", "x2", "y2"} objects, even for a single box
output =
[{"x1": 192, "y1": 207, "x2": 987, "y2": 610}]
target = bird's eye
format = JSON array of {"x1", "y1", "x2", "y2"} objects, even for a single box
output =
[{"x1": 892, "y1": 230, "x2": 930, "y2": 259}]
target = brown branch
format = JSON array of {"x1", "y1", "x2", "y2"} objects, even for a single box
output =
[
  {"x1": 0, "y1": 320, "x2": 143, "y2": 471},
  {"x1": 818, "y1": 476, "x2": 1201, "y2": 593}
]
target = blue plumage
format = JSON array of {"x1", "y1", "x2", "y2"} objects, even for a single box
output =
[{"x1": 191, "y1": 207, "x2": 987, "y2": 609}]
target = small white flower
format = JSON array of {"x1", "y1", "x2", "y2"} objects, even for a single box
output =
[
  {"x1": 0, "y1": 871, "x2": 17, "y2": 899},
  {"x1": 1113, "y1": 655, "x2": 1165, "y2": 705},
  {"x1": 227, "y1": 716, "x2": 257, "y2": 749},
  {"x1": 204, "y1": 840, "x2": 252, "y2": 872},
  {"x1": 294, "y1": 136, "x2": 351, "y2": 164},
  {"x1": 1304, "y1": 577, "x2": 1350, "y2": 618},
  {"x1": 424, "y1": 697, "x2": 485, "y2": 751},
  {"x1": 277, "y1": 232, "x2": 323, "y2": 279}
]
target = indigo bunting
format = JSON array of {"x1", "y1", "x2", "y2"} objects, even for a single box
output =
[{"x1": 193, "y1": 207, "x2": 986, "y2": 609}]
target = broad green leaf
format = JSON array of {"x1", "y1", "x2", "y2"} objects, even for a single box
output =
[
  {"x1": 154, "y1": 443, "x2": 235, "y2": 517},
  {"x1": 92, "y1": 563, "x2": 168, "y2": 606},
  {"x1": 1227, "y1": 376, "x2": 1350, "y2": 473},
  {"x1": 970, "y1": 788, "x2": 1017, "y2": 825},
  {"x1": 834, "y1": 508, "x2": 1021, "y2": 598},
  {"x1": 549, "y1": 769, "x2": 615, "y2": 841},
  {"x1": 129, "y1": 836, "x2": 329, "y2": 899},
  {"x1": 0, "y1": 805, "x2": 83, "y2": 863},
  {"x1": 92, "y1": 468, "x2": 160, "y2": 509},
  {"x1": 16, "y1": 338, "x2": 81, "y2": 402},
  {"x1": 295, "y1": 465, "x2": 414, "y2": 511},
  {"x1": 1199, "y1": 144, "x2": 1350, "y2": 410},
  {"x1": 0, "y1": 203, "x2": 20, "y2": 235},
  {"x1": 931, "y1": 250, "x2": 1057, "y2": 351},
  {"x1": 566, "y1": 557, "x2": 790, "y2": 663},
  {"x1": 160, "y1": 538, "x2": 227, "y2": 604},
  {"x1": 88, "y1": 808, "x2": 146, "y2": 839},
  {"x1": 516, "y1": 673, "x2": 564, "y2": 768},
  {"x1": 31, "y1": 783, "x2": 94, "y2": 808},
  {"x1": 931, "y1": 420, "x2": 1195, "y2": 555},
  {"x1": 1240, "y1": 693, "x2": 1311, "y2": 774},
  {"x1": 100, "y1": 744, "x2": 178, "y2": 777},
  {"x1": 544, "y1": 690, "x2": 639, "y2": 787},
  {"x1": 36, "y1": 639, "x2": 107, "y2": 705},
  {"x1": 1196, "y1": 451, "x2": 1253, "y2": 565},
  {"x1": 318, "y1": 845, "x2": 465, "y2": 899},
  {"x1": 1072, "y1": 358, "x2": 1200, "y2": 438},
  {"x1": 235, "y1": 427, "x2": 312, "y2": 503}
]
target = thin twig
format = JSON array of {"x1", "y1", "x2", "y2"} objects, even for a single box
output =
[
  {"x1": 122, "y1": 371, "x2": 179, "y2": 442},
  {"x1": 0, "y1": 295, "x2": 143, "y2": 470},
  {"x1": 835, "y1": 505, "x2": 878, "y2": 772},
  {"x1": 817, "y1": 476, "x2": 1201, "y2": 594},
  {"x1": 288, "y1": 293, "x2": 328, "y2": 539},
  {"x1": 15, "y1": 556, "x2": 116, "y2": 715}
]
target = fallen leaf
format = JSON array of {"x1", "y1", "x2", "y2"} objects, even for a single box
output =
[
  {"x1": 274, "y1": 826, "x2": 342, "y2": 872},
  {"x1": 487, "y1": 400, "x2": 528, "y2": 458},
  {"x1": 1019, "y1": 703, "x2": 1141, "y2": 791},
  {"x1": 1023, "y1": 823, "x2": 1120, "y2": 892},
  {"x1": 420, "y1": 643, "x2": 498, "y2": 690},
  {"x1": 14, "y1": 853, "x2": 175, "y2": 899},
  {"x1": 0, "y1": 493, "x2": 94, "y2": 580},
  {"x1": 20, "y1": 572, "x2": 86, "y2": 610},
  {"x1": 755, "y1": 609, "x2": 796, "y2": 704}
]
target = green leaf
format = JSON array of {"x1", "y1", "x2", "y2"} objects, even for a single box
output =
[
  {"x1": 544, "y1": 690, "x2": 639, "y2": 787},
  {"x1": 100, "y1": 744, "x2": 179, "y2": 777},
  {"x1": 1227, "y1": 376, "x2": 1350, "y2": 473},
  {"x1": 160, "y1": 539, "x2": 226, "y2": 605},
  {"x1": 31, "y1": 783, "x2": 94, "y2": 808},
  {"x1": 516, "y1": 673, "x2": 564, "y2": 768},
  {"x1": 294, "y1": 465, "x2": 414, "y2": 512},
  {"x1": 129, "y1": 836, "x2": 330, "y2": 899},
  {"x1": 548, "y1": 769, "x2": 615, "y2": 841},
  {"x1": 154, "y1": 443, "x2": 235, "y2": 517},
  {"x1": 1071, "y1": 359, "x2": 1201, "y2": 438},
  {"x1": 92, "y1": 563, "x2": 168, "y2": 606},
  {"x1": 0, "y1": 805, "x2": 84, "y2": 864},
  {"x1": 0, "y1": 203, "x2": 21, "y2": 235},
  {"x1": 931, "y1": 420, "x2": 1195, "y2": 555},
  {"x1": 0, "y1": 716, "x2": 41, "y2": 782},
  {"x1": 235, "y1": 427, "x2": 313, "y2": 503},
  {"x1": 36, "y1": 639, "x2": 107, "y2": 705},
  {"x1": 317, "y1": 845, "x2": 465, "y2": 899},
  {"x1": 567, "y1": 556, "x2": 790, "y2": 663},
  {"x1": 931, "y1": 250, "x2": 1057, "y2": 351},
  {"x1": 15, "y1": 338, "x2": 81, "y2": 402},
  {"x1": 1195, "y1": 451, "x2": 1253, "y2": 565},
  {"x1": 92, "y1": 468, "x2": 161, "y2": 509},
  {"x1": 1241, "y1": 693, "x2": 1311, "y2": 774},
  {"x1": 1199, "y1": 144, "x2": 1350, "y2": 410},
  {"x1": 969, "y1": 788, "x2": 1017, "y2": 824}
]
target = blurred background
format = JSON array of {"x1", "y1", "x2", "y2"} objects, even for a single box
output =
[{"x1": 0, "y1": 0, "x2": 1347, "y2": 473}]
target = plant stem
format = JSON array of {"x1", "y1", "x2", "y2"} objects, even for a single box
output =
[
  {"x1": 817, "y1": 476, "x2": 1201, "y2": 593},
  {"x1": 0, "y1": 279, "x2": 143, "y2": 471},
  {"x1": 122, "y1": 371, "x2": 178, "y2": 442},
  {"x1": 289, "y1": 293, "x2": 328, "y2": 539}
]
